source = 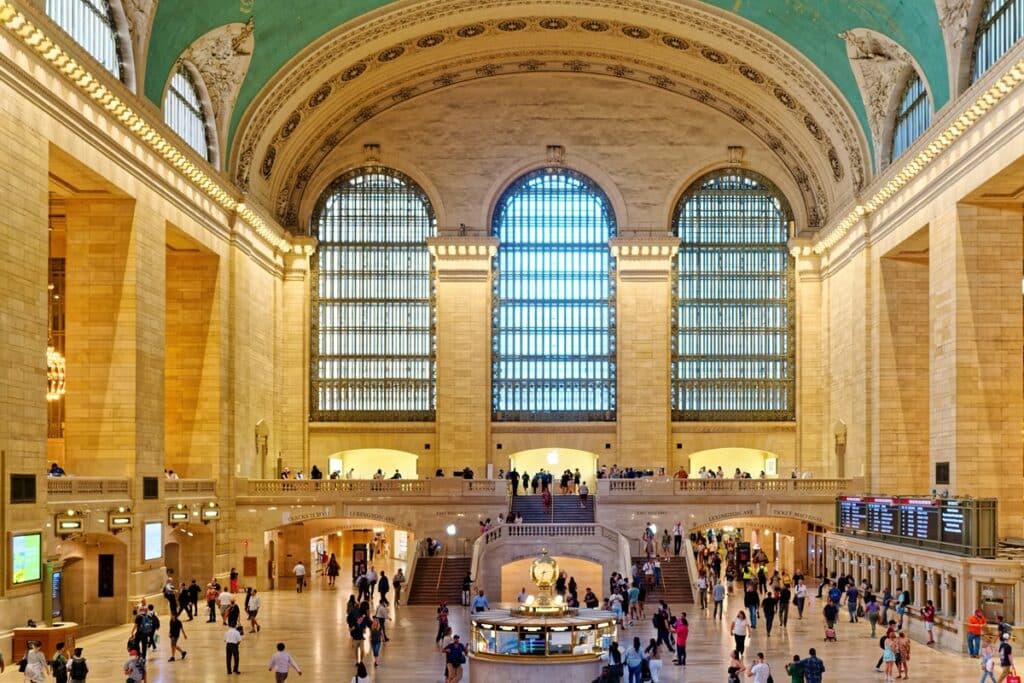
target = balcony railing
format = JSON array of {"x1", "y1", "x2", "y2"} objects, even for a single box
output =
[
  {"x1": 164, "y1": 479, "x2": 217, "y2": 497},
  {"x1": 46, "y1": 476, "x2": 130, "y2": 501},
  {"x1": 597, "y1": 477, "x2": 851, "y2": 497},
  {"x1": 238, "y1": 477, "x2": 508, "y2": 499}
]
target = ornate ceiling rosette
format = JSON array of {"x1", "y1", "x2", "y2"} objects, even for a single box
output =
[{"x1": 229, "y1": 1, "x2": 872, "y2": 234}]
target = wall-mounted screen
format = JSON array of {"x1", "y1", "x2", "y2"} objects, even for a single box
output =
[
  {"x1": 11, "y1": 532, "x2": 42, "y2": 585},
  {"x1": 143, "y1": 522, "x2": 163, "y2": 561}
]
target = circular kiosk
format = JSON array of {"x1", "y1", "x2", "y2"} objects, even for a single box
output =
[{"x1": 468, "y1": 548, "x2": 618, "y2": 682}]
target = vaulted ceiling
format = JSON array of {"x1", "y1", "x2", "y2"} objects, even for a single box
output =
[
  {"x1": 133, "y1": 1, "x2": 957, "y2": 233},
  {"x1": 144, "y1": 0, "x2": 949, "y2": 150}
]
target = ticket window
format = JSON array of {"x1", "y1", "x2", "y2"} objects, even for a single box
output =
[{"x1": 979, "y1": 583, "x2": 1015, "y2": 625}]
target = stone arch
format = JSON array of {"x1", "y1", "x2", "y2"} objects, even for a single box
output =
[
  {"x1": 326, "y1": 448, "x2": 421, "y2": 480},
  {"x1": 57, "y1": 532, "x2": 129, "y2": 629}
]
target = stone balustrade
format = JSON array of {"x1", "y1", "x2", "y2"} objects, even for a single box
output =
[
  {"x1": 164, "y1": 478, "x2": 217, "y2": 497},
  {"x1": 237, "y1": 477, "x2": 508, "y2": 502},
  {"x1": 46, "y1": 476, "x2": 131, "y2": 502},
  {"x1": 597, "y1": 476, "x2": 851, "y2": 498}
]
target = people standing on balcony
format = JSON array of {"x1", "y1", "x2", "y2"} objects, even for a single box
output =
[{"x1": 48, "y1": 462, "x2": 66, "y2": 477}]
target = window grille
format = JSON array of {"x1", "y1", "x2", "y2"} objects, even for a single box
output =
[
  {"x1": 972, "y1": 0, "x2": 1024, "y2": 82},
  {"x1": 890, "y1": 74, "x2": 931, "y2": 162},
  {"x1": 163, "y1": 67, "x2": 212, "y2": 162},
  {"x1": 310, "y1": 168, "x2": 436, "y2": 421},
  {"x1": 671, "y1": 171, "x2": 795, "y2": 421},
  {"x1": 491, "y1": 169, "x2": 616, "y2": 421},
  {"x1": 45, "y1": 0, "x2": 123, "y2": 80}
]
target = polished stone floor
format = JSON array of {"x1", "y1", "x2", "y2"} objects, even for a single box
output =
[{"x1": 4, "y1": 579, "x2": 985, "y2": 681}]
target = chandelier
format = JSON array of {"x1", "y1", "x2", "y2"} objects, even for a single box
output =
[{"x1": 46, "y1": 345, "x2": 66, "y2": 401}]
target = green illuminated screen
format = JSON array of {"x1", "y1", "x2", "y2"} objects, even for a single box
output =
[{"x1": 11, "y1": 533, "x2": 42, "y2": 585}]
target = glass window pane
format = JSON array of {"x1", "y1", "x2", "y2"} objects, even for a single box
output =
[
  {"x1": 890, "y1": 74, "x2": 931, "y2": 161},
  {"x1": 163, "y1": 68, "x2": 211, "y2": 162},
  {"x1": 972, "y1": 0, "x2": 1024, "y2": 82},
  {"x1": 310, "y1": 168, "x2": 436, "y2": 421},
  {"x1": 45, "y1": 0, "x2": 123, "y2": 81},
  {"x1": 491, "y1": 169, "x2": 616, "y2": 422},
  {"x1": 671, "y1": 171, "x2": 795, "y2": 421}
]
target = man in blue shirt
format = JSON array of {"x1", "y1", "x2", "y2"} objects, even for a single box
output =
[
  {"x1": 471, "y1": 590, "x2": 490, "y2": 613},
  {"x1": 443, "y1": 635, "x2": 467, "y2": 682},
  {"x1": 800, "y1": 647, "x2": 826, "y2": 683},
  {"x1": 844, "y1": 584, "x2": 860, "y2": 623}
]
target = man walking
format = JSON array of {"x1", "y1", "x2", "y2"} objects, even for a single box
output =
[
  {"x1": 800, "y1": 647, "x2": 826, "y2": 683},
  {"x1": 673, "y1": 522, "x2": 683, "y2": 557},
  {"x1": 224, "y1": 624, "x2": 242, "y2": 675},
  {"x1": 267, "y1": 642, "x2": 302, "y2": 681},
  {"x1": 167, "y1": 613, "x2": 187, "y2": 661},
  {"x1": 293, "y1": 561, "x2": 306, "y2": 593},
  {"x1": 712, "y1": 578, "x2": 726, "y2": 619},
  {"x1": 443, "y1": 635, "x2": 467, "y2": 683}
]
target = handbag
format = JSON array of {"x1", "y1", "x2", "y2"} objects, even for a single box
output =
[{"x1": 1007, "y1": 668, "x2": 1021, "y2": 683}]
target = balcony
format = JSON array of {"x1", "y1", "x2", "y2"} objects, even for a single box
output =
[
  {"x1": 164, "y1": 478, "x2": 217, "y2": 498},
  {"x1": 46, "y1": 476, "x2": 130, "y2": 504},
  {"x1": 596, "y1": 476, "x2": 851, "y2": 500},
  {"x1": 235, "y1": 477, "x2": 508, "y2": 504}
]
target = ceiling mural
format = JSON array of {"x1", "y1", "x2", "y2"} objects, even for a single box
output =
[{"x1": 144, "y1": 0, "x2": 948, "y2": 156}]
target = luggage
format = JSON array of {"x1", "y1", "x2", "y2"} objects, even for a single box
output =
[{"x1": 824, "y1": 627, "x2": 837, "y2": 641}]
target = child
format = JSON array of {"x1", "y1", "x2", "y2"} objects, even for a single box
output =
[
  {"x1": 980, "y1": 643, "x2": 996, "y2": 683},
  {"x1": 68, "y1": 648, "x2": 88, "y2": 682}
]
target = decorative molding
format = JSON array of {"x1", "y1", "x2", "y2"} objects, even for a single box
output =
[
  {"x1": 180, "y1": 19, "x2": 254, "y2": 157},
  {"x1": 121, "y1": 0, "x2": 156, "y2": 87},
  {"x1": 936, "y1": 0, "x2": 973, "y2": 49},
  {"x1": 229, "y1": 2, "x2": 869, "y2": 220},
  {"x1": 841, "y1": 28, "x2": 916, "y2": 165}
]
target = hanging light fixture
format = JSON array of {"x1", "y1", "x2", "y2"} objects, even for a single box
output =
[{"x1": 46, "y1": 345, "x2": 66, "y2": 401}]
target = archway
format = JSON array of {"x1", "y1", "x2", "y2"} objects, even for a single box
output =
[
  {"x1": 164, "y1": 524, "x2": 214, "y2": 585},
  {"x1": 266, "y1": 517, "x2": 416, "y2": 591},
  {"x1": 687, "y1": 447, "x2": 782, "y2": 478},
  {"x1": 688, "y1": 515, "x2": 826, "y2": 579},
  {"x1": 499, "y1": 556, "x2": 603, "y2": 603},
  {"x1": 324, "y1": 449, "x2": 420, "y2": 480},
  {"x1": 57, "y1": 533, "x2": 128, "y2": 631},
  {"x1": 508, "y1": 448, "x2": 598, "y2": 490}
]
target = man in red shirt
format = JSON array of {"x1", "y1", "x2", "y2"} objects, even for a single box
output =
[
  {"x1": 674, "y1": 613, "x2": 688, "y2": 666},
  {"x1": 921, "y1": 599, "x2": 936, "y2": 645},
  {"x1": 967, "y1": 608, "x2": 987, "y2": 658}
]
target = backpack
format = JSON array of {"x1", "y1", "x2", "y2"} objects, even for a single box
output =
[
  {"x1": 140, "y1": 613, "x2": 155, "y2": 634},
  {"x1": 52, "y1": 654, "x2": 67, "y2": 676},
  {"x1": 70, "y1": 656, "x2": 88, "y2": 679}
]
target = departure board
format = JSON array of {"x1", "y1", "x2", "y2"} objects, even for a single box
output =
[{"x1": 835, "y1": 496, "x2": 997, "y2": 558}]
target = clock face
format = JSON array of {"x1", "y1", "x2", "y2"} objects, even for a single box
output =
[{"x1": 533, "y1": 561, "x2": 556, "y2": 584}]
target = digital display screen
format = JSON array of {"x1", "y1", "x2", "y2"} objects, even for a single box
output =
[
  {"x1": 836, "y1": 496, "x2": 985, "y2": 556},
  {"x1": 11, "y1": 533, "x2": 42, "y2": 585},
  {"x1": 143, "y1": 522, "x2": 163, "y2": 561},
  {"x1": 52, "y1": 570, "x2": 62, "y2": 617}
]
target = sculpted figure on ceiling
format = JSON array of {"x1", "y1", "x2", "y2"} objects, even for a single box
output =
[
  {"x1": 840, "y1": 28, "x2": 918, "y2": 167},
  {"x1": 180, "y1": 19, "x2": 255, "y2": 152},
  {"x1": 936, "y1": 0, "x2": 974, "y2": 48}
]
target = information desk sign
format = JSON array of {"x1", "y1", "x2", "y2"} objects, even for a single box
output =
[{"x1": 834, "y1": 496, "x2": 996, "y2": 558}]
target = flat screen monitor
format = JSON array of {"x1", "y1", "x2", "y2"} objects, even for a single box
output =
[
  {"x1": 11, "y1": 532, "x2": 42, "y2": 585},
  {"x1": 144, "y1": 522, "x2": 163, "y2": 561}
]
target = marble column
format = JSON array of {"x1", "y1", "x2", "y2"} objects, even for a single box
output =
[
  {"x1": 429, "y1": 237, "x2": 499, "y2": 475},
  {"x1": 610, "y1": 237, "x2": 678, "y2": 471}
]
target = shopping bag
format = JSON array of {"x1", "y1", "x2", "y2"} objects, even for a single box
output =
[{"x1": 1006, "y1": 668, "x2": 1021, "y2": 683}]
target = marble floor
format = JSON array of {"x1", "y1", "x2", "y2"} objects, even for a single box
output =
[{"x1": 3, "y1": 581, "x2": 986, "y2": 682}]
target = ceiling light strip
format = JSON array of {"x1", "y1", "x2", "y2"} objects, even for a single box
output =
[
  {"x1": 0, "y1": 0, "x2": 294, "y2": 254},
  {"x1": 805, "y1": 59, "x2": 1024, "y2": 257}
]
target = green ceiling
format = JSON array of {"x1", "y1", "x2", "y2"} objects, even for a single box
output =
[{"x1": 144, "y1": 1, "x2": 950, "y2": 156}]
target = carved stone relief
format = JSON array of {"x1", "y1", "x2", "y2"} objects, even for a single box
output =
[
  {"x1": 840, "y1": 28, "x2": 916, "y2": 166},
  {"x1": 228, "y1": 0, "x2": 869, "y2": 204},
  {"x1": 180, "y1": 18, "x2": 255, "y2": 157},
  {"x1": 936, "y1": 0, "x2": 973, "y2": 49},
  {"x1": 122, "y1": 0, "x2": 157, "y2": 83}
]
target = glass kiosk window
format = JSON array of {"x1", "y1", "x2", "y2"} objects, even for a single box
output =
[
  {"x1": 548, "y1": 629, "x2": 572, "y2": 654},
  {"x1": 519, "y1": 630, "x2": 545, "y2": 655}
]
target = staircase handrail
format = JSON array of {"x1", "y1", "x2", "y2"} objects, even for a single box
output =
[{"x1": 682, "y1": 537, "x2": 701, "y2": 600}]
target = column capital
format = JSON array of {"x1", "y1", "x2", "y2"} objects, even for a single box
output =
[
  {"x1": 610, "y1": 236, "x2": 679, "y2": 281},
  {"x1": 427, "y1": 236, "x2": 498, "y2": 281}
]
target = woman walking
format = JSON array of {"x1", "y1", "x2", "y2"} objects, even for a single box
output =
[
  {"x1": 732, "y1": 610, "x2": 751, "y2": 658},
  {"x1": 728, "y1": 649, "x2": 746, "y2": 683},
  {"x1": 327, "y1": 554, "x2": 340, "y2": 587},
  {"x1": 624, "y1": 637, "x2": 644, "y2": 683},
  {"x1": 895, "y1": 631, "x2": 910, "y2": 680},
  {"x1": 882, "y1": 632, "x2": 897, "y2": 683},
  {"x1": 644, "y1": 638, "x2": 664, "y2": 682}
]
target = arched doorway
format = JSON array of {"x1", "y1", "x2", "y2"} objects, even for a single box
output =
[
  {"x1": 499, "y1": 556, "x2": 603, "y2": 603},
  {"x1": 323, "y1": 449, "x2": 420, "y2": 480},
  {"x1": 687, "y1": 447, "x2": 782, "y2": 478},
  {"x1": 689, "y1": 515, "x2": 827, "y2": 578},
  {"x1": 58, "y1": 533, "x2": 128, "y2": 630},
  {"x1": 164, "y1": 524, "x2": 214, "y2": 585},
  {"x1": 266, "y1": 517, "x2": 416, "y2": 592},
  {"x1": 508, "y1": 448, "x2": 598, "y2": 489}
]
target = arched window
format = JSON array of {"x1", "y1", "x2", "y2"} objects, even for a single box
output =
[
  {"x1": 972, "y1": 0, "x2": 1024, "y2": 82},
  {"x1": 45, "y1": 0, "x2": 124, "y2": 80},
  {"x1": 671, "y1": 170, "x2": 794, "y2": 421},
  {"x1": 890, "y1": 74, "x2": 931, "y2": 161},
  {"x1": 491, "y1": 169, "x2": 616, "y2": 421},
  {"x1": 310, "y1": 168, "x2": 436, "y2": 421},
  {"x1": 163, "y1": 66, "x2": 213, "y2": 162}
]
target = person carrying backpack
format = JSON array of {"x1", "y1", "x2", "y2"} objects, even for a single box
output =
[
  {"x1": 51, "y1": 641, "x2": 69, "y2": 683},
  {"x1": 68, "y1": 647, "x2": 88, "y2": 683}
]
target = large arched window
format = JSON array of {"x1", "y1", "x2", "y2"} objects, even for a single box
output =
[
  {"x1": 672, "y1": 170, "x2": 794, "y2": 421},
  {"x1": 491, "y1": 169, "x2": 616, "y2": 421},
  {"x1": 163, "y1": 65, "x2": 214, "y2": 162},
  {"x1": 310, "y1": 168, "x2": 437, "y2": 421},
  {"x1": 972, "y1": 0, "x2": 1024, "y2": 82},
  {"x1": 46, "y1": 0, "x2": 124, "y2": 80},
  {"x1": 890, "y1": 74, "x2": 931, "y2": 161}
]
